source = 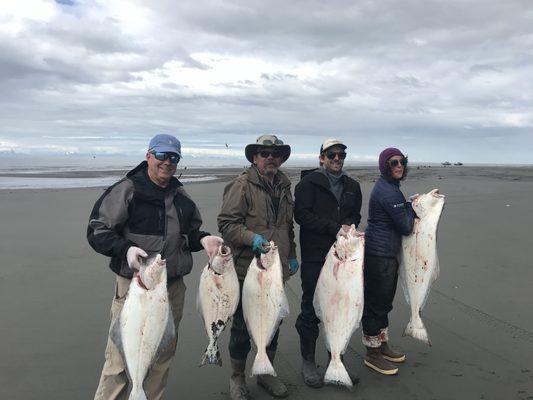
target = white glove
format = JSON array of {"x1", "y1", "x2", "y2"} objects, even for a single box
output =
[
  {"x1": 200, "y1": 235, "x2": 224, "y2": 259},
  {"x1": 126, "y1": 246, "x2": 148, "y2": 270},
  {"x1": 336, "y1": 225, "x2": 350, "y2": 239}
]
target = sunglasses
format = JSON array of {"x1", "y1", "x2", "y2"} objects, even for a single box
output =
[
  {"x1": 389, "y1": 158, "x2": 408, "y2": 168},
  {"x1": 258, "y1": 150, "x2": 282, "y2": 159},
  {"x1": 151, "y1": 152, "x2": 180, "y2": 164},
  {"x1": 325, "y1": 151, "x2": 347, "y2": 160},
  {"x1": 260, "y1": 138, "x2": 284, "y2": 146}
]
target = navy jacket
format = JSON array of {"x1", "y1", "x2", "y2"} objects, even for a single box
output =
[
  {"x1": 365, "y1": 176, "x2": 416, "y2": 257},
  {"x1": 295, "y1": 169, "x2": 362, "y2": 263}
]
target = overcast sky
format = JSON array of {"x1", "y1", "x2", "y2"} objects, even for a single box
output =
[{"x1": 0, "y1": 0, "x2": 532, "y2": 165}]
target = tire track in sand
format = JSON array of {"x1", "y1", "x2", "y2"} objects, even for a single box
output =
[{"x1": 433, "y1": 289, "x2": 533, "y2": 344}]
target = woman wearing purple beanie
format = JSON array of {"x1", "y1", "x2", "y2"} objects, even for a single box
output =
[{"x1": 361, "y1": 147, "x2": 417, "y2": 375}]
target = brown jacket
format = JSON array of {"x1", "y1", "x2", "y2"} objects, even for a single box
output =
[{"x1": 217, "y1": 166, "x2": 297, "y2": 281}]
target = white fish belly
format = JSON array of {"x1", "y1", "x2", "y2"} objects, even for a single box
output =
[
  {"x1": 400, "y1": 191, "x2": 444, "y2": 344},
  {"x1": 401, "y1": 227, "x2": 439, "y2": 310},
  {"x1": 314, "y1": 248, "x2": 364, "y2": 354},
  {"x1": 197, "y1": 264, "x2": 239, "y2": 364},
  {"x1": 119, "y1": 279, "x2": 172, "y2": 390},
  {"x1": 242, "y1": 265, "x2": 286, "y2": 351}
]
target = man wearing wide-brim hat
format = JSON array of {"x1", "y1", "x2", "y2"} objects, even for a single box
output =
[{"x1": 218, "y1": 134, "x2": 298, "y2": 399}]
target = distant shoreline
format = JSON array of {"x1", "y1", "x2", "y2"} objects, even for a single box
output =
[{"x1": 0, "y1": 164, "x2": 532, "y2": 191}]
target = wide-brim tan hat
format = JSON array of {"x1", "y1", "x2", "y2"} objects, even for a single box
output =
[{"x1": 245, "y1": 134, "x2": 291, "y2": 163}]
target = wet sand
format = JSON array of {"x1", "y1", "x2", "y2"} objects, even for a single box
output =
[{"x1": 0, "y1": 166, "x2": 532, "y2": 399}]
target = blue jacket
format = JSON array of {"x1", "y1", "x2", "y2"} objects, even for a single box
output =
[{"x1": 365, "y1": 176, "x2": 416, "y2": 257}]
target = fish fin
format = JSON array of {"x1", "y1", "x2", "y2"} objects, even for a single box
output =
[
  {"x1": 404, "y1": 314, "x2": 431, "y2": 345},
  {"x1": 250, "y1": 349, "x2": 276, "y2": 377},
  {"x1": 398, "y1": 259, "x2": 411, "y2": 306},
  {"x1": 109, "y1": 313, "x2": 128, "y2": 370},
  {"x1": 200, "y1": 338, "x2": 222, "y2": 367},
  {"x1": 155, "y1": 306, "x2": 176, "y2": 361},
  {"x1": 128, "y1": 387, "x2": 147, "y2": 400},
  {"x1": 279, "y1": 292, "x2": 290, "y2": 319},
  {"x1": 324, "y1": 357, "x2": 352, "y2": 388}
]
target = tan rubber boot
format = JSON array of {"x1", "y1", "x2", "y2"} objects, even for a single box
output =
[
  {"x1": 229, "y1": 358, "x2": 250, "y2": 400},
  {"x1": 256, "y1": 350, "x2": 289, "y2": 398},
  {"x1": 381, "y1": 342, "x2": 406, "y2": 363},
  {"x1": 364, "y1": 346, "x2": 398, "y2": 375}
]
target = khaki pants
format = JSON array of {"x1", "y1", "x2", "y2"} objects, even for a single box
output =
[{"x1": 94, "y1": 276, "x2": 186, "y2": 400}]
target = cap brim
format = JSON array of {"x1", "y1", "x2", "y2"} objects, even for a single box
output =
[
  {"x1": 321, "y1": 143, "x2": 347, "y2": 153},
  {"x1": 149, "y1": 146, "x2": 182, "y2": 156},
  {"x1": 245, "y1": 144, "x2": 291, "y2": 163}
]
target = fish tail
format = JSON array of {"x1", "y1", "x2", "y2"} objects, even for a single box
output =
[
  {"x1": 128, "y1": 386, "x2": 147, "y2": 400},
  {"x1": 200, "y1": 339, "x2": 222, "y2": 366},
  {"x1": 250, "y1": 349, "x2": 275, "y2": 377},
  {"x1": 324, "y1": 355, "x2": 352, "y2": 387},
  {"x1": 404, "y1": 314, "x2": 431, "y2": 345}
]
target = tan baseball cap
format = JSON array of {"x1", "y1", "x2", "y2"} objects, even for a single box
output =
[{"x1": 320, "y1": 138, "x2": 347, "y2": 153}]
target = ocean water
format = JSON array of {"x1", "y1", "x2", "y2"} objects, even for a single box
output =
[
  {"x1": 0, "y1": 175, "x2": 218, "y2": 190},
  {"x1": 0, "y1": 155, "x2": 219, "y2": 189}
]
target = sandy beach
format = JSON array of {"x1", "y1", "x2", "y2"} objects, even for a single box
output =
[{"x1": 0, "y1": 165, "x2": 532, "y2": 400}]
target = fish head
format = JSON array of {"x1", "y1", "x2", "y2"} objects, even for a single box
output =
[
  {"x1": 209, "y1": 243, "x2": 234, "y2": 274},
  {"x1": 335, "y1": 230, "x2": 365, "y2": 261},
  {"x1": 411, "y1": 188, "x2": 445, "y2": 218},
  {"x1": 256, "y1": 241, "x2": 279, "y2": 270},
  {"x1": 139, "y1": 254, "x2": 167, "y2": 290}
]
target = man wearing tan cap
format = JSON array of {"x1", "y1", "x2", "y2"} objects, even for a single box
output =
[
  {"x1": 294, "y1": 138, "x2": 363, "y2": 388},
  {"x1": 218, "y1": 134, "x2": 298, "y2": 399}
]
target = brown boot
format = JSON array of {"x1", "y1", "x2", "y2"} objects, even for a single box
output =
[
  {"x1": 229, "y1": 358, "x2": 250, "y2": 400},
  {"x1": 257, "y1": 350, "x2": 288, "y2": 398},
  {"x1": 381, "y1": 342, "x2": 406, "y2": 363},
  {"x1": 364, "y1": 347, "x2": 398, "y2": 375}
]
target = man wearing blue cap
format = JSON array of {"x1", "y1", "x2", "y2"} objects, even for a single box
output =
[{"x1": 88, "y1": 134, "x2": 222, "y2": 399}]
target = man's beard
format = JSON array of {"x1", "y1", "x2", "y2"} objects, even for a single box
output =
[{"x1": 264, "y1": 165, "x2": 278, "y2": 177}]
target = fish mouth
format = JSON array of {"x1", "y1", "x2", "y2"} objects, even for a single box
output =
[
  {"x1": 219, "y1": 243, "x2": 231, "y2": 256},
  {"x1": 430, "y1": 188, "x2": 445, "y2": 198}
]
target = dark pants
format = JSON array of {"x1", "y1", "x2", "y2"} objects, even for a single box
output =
[
  {"x1": 295, "y1": 261, "x2": 323, "y2": 360},
  {"x1": 229, "y1": 280, "x2": 280, "y2": 361},
  {"x1": 362, "y1": 255, "x2": 399, "y2": 337}
]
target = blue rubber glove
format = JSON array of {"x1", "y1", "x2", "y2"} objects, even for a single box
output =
[
  {"x1": 252, "y1": 234, "x2": 269, "y2": 253},
  {"x1": 289, "y1": 258, "x2": 299, "y2": 275}
]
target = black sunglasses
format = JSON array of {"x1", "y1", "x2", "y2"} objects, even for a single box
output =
[
  {"x1": 325, "y1": 151, "x2": 347, "y2": 160},
  {"x1": 389, "y1": 158, "x2": 408, "y2": 168},
  {"x1": 151, "y1": 152, "x2": 180, "y2": 164},
  {"x1": 258, "y1": 150, "x2": 282, "y2": 159}
]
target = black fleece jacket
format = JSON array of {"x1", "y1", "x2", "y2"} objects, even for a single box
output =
[{"x1": 294, "y1": 169, "x2": 362, "y2": 263}]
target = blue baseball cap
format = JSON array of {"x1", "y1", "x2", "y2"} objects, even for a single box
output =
[{"x1": 148, "y1": 134, "x2": 182, "y2": 156}]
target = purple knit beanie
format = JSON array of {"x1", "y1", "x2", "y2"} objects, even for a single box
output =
[{"x1": 379, "y1": 147, "x2": 404, "y2": 175}]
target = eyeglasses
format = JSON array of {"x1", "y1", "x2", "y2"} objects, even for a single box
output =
[
  {"x1": 151, "y1": 152, "x2": 180, "y2": 164},
  {"x1": 389, "y1": 158, "x2": 408, "y2": 168},
  {"x1": 325, "y1": 151, "x2": 347, "y2": 160},
  {"x1": 258, "y1": 150, "x2": 282, "y2": 159}
]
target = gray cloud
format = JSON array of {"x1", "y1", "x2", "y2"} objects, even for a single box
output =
[{"x1": 0, "y1": 0, "x2": 531, "y2": 163}]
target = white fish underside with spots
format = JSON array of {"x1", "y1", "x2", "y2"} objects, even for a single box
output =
[
  {"x1": 400, "y1": 189, "x2": 445, "y2": 345},
  {"x1": 242, "y1": 241, "x2": 289, "y2": 377},
  {"x1": 314, "y1": 227, "x2": 365, "y2": 388},
  {"x1": 197, "y1": 243, "x2": 240, "y2": 366},
  {"x1": 111, "y1": 255, "x2": 175, "y2": 400}
]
